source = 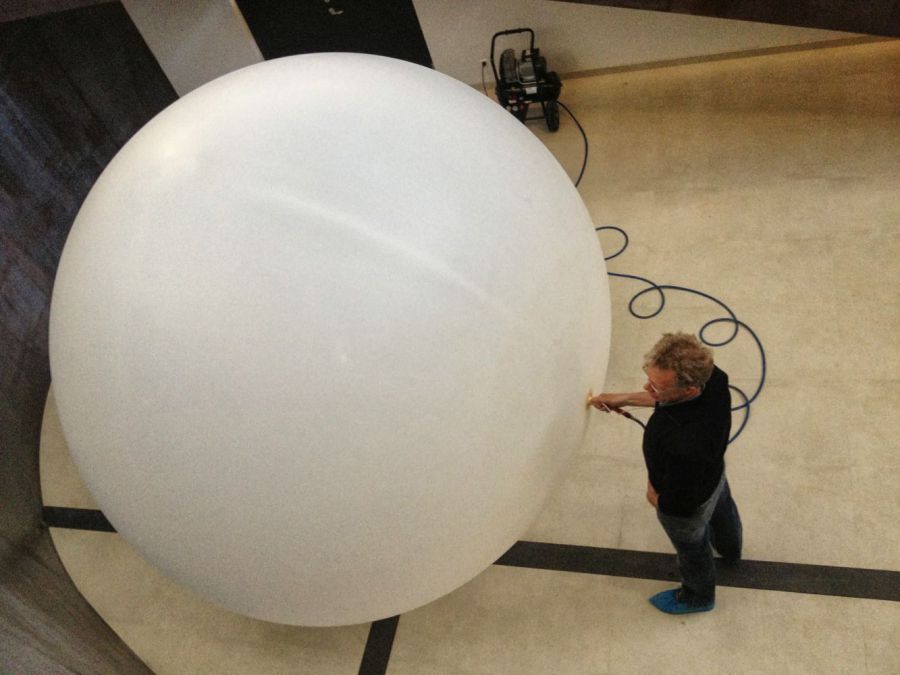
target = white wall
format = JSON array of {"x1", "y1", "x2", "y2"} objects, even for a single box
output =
[
  {"x1": 122, "y1": 0, "x2": 262, "y2": 96},
  {"x1": 412, "y1": 0, "x2": 854, "y2": 85},
  {"x1": 123, "y1": 0, "x2": 856, "y2": 97}
]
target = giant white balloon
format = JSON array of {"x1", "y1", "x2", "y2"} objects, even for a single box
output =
[{"x1": 49, "y1": 53, "x2": 610, "y2": 626}]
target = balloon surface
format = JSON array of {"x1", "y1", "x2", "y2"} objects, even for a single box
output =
[{"x1": 49, "y1": 53, "x2": 610, "y2": 626}]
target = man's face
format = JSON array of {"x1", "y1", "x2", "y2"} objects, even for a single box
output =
[{"x1": 643, "y1": 364, "x2": 694, "y2": 404}]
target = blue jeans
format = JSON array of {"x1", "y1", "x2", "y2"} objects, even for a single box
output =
[{"x1": 656, "y1": 474, "x2": 742, "y2": 605}]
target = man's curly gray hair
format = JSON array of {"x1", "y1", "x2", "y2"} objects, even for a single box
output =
[{"x1": 644, "y1": 332, "x2": 714, "y2": 389}]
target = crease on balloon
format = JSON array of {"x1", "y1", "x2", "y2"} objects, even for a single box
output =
[{"x1": 269, "y1": 192, "x2": 516, "y2": 320}]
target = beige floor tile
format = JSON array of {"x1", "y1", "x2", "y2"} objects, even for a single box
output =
[
  {"x1": 525, "y1": 446, "x2": 644, "y2": 548},
  {"x1": 390, "y1": 565, "x2": 898, "y2": 675},
  {"x1": 39, "y1": 388, "x2": 98, "y2": 509},
  {"x1": 862, "y1": 599, "x2": 900, "y2": 674}
]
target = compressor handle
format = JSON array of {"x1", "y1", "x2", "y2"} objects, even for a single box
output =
[{"x1": 490, "y1": 28, "x2": 535, "y2": 82}]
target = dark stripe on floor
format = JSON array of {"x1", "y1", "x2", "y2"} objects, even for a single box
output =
[
  {"x1": 358, "y1": 615, "x2": 400, "y2": 675},
  {"x1": 42, "y1": 507, "x2": 900, "y2": 603},
  {"x1": 496, "y1": 540, "x2": 900, "y2": 602},
  {"x1": 43, "y1": 506, "x2": 116, "y2": 532}
]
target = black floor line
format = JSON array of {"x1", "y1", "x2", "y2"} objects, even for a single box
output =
[
  {"x1": 496, "y1": 540, "x2": 900, "y2": 602},
  {"x1": 358, "y1": 615, "x2": 400, "y2": 675},
  {"x1": 43, "y1": 505, "x2": 116, "y2": 532},
  {"x1": 43, "y1": 506, "x2": 900, "y2": 603}
]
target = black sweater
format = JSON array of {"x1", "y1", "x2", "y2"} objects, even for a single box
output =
[{"x1": 642, "y1": 366, "x2": 731, "y2": 517}]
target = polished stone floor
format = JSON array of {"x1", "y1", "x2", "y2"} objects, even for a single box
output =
[{"x1": 41, "y1": 38, "x2": 899, "y2": 673}]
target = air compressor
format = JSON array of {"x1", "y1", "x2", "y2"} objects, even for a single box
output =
[{"x1": 490, "y1": 28, "x2": 562, "y2": 131}]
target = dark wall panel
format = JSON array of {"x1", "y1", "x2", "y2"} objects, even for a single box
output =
[
  {"x1": 0, "y1": 0, "x2": 112, "y2": 24},
  {"x1": 0, "y1": 3, "x2": 174, "y2": 670},
  {"x1": 554, "y1": 0, "x2": 900, "y2": 38},
  {"x1": 236, "y1": 0, "x2": 433, "y2": 67}
]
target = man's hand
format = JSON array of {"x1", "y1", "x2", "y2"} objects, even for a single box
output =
[
  {"x1": 589, "y1": 391, "x2": 656, "y2": 411},
  {"x1": 646, "y1": 480, "x2": 659, "y2": 509},
  {"x1": 589, "y1": 393, "x2": 627, "y2": 413}
]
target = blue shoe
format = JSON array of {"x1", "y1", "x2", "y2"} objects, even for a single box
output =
[{"x1": 649, "y1": 588, "x2": 714, "y2": 614}]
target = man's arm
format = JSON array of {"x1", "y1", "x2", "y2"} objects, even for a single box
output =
[{"x1": 589, "y1": 391, "x2": 655, "y2": 411}]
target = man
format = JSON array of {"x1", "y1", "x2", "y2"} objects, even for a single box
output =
[{"x1": 590, "y1": 332, "x2": 742, "y2": 614}]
